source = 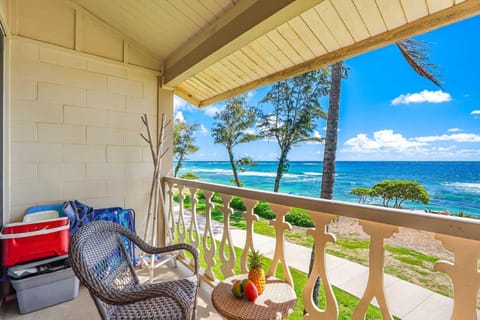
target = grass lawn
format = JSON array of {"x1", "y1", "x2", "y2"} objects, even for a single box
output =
[
  {"x1": 174, "y1": 192, "x2": 453, "y2": 314},
  {"x1": 188, "y1": 237, "x2": 397, "y2": 320}
]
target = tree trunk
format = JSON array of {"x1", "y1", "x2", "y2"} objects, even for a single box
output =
[
  {"x1": 321, "y1": 61, "x2": 343, "y2": 200},
  {"x1": 309, "y1": 61, "x2": 344, "y2": 308},
  {"x1": 274, "y1": 151, "x2": 287, "y2": 192},
  {"x1": 227, "y1": 148, "x2": 241, "y2": 187},
  {"x1": 174, "y1": 155, "x2": 183, "y2": 177}
]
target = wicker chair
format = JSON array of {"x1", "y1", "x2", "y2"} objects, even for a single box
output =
[{"x1": 69, "y1": 220, "x2": 199, "y2": 320}]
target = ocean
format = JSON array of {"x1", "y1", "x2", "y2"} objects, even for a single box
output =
[{"x1": 176, "y1": 161, "x2": 480, "y2": 217}]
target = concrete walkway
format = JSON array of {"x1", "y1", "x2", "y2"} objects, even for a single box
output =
[
  {"x1": 181, "y1": 209, "x2": 480, "y2": 319},
  {"x1": 226, "y1": 229, "x2": 474, "y2": 320}
]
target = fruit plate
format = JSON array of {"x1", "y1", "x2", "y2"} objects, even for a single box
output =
[{"x1": 212, "y1": 275, "x2": 297, "y2": 320}]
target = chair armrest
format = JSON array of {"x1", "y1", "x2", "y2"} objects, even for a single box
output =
[
  {"x1": 100, "y1": 281, "x2": 193, "y2": 317},
  {"x1": 123, "y1": 229, "x2": 200, "y2": 277},
  {"x1": 143, "y1": 243, "x2": 199, "y2": 277}
]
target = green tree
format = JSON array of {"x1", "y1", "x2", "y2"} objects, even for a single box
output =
[
  {"x1": 258, "y1": 70, "x2": 330, "y2": 192},
  {"x1": 179, "y1": 172, "x2": 199, "y2": 180},
  {"x1": 173, "y1": 119, "x2": 198, "y2": 177},
  {"x1": 350, "y1": 187, "x2": 374, "y2": 204},
  {"x1": 371, "y1": 180, "x2": 429, "y2": 208},
  {"x1": 211, "y1": 95, "x2": 258, "y2": 187}
]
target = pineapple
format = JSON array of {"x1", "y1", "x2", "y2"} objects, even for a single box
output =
[{"x1": 248, "y1": 249, "x2": 266, "y2": 295}]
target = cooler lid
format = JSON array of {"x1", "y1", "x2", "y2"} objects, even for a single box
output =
[{"x1": 8, "y1": 255, "x2": 70, "y2": 280}]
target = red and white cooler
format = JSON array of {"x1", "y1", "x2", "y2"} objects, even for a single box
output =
[{"x1": 0, "y1": 217, "x2": 70, "y2": 267}]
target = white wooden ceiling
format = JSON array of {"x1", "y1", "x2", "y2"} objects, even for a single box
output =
[
  {"x1": 72, "y1": 0, "x2": 238, "y2": 61},
  {"x1": 71, "y1": 0, "x2": 480, "y2": 107}
]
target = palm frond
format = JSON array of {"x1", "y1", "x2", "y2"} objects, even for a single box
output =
[{"x1": 396, "y1": 39, "x2": 442, "y2": 88}]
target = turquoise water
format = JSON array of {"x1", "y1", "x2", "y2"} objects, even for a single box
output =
[{"x1": 176, "y1": 161, "x2": 480, "y2": 217}]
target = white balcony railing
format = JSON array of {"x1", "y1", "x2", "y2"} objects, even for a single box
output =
[{"x1": 164, "y1": 176, "x2": 480, "y2": 320}]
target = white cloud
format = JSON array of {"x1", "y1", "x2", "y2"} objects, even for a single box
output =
[
  {"x1": 243, "y1": 128, "x2": 256, "y2": 135},
  {"x1": 174, "y1": 111, "x2": 185, "y2": 123},
  {"x1": 448, "y1": 128, "x2": 462, "y2": 132},
  {"x1": 414, "y1": 133, "x2": 480, "y2": 143},
  {"x1": 198, "y1": 152, "x2": 217, "y2": 158},
  {"x1": 199, "y1": 124, "x2": 208, "y2": 135},
  {"x1": 341, "y1": 129, "x2": 480, "y2": 160},
  {"x1": 471, "y1": 110, "x2": 480, "y2": 115},
  {"x1": 306, "y1": 130, "x2": 323, "y2": 144},
  {"x1": 391, "y1": 90, "x2": 452, "y2": 105},
  {"x1": 343, "y1": 130, "x2": 426, "y2": 153},
  {"x1": 174, "y1": 95, "x2": 194, "y2": 111},
  {"x1": 204, "y1": 105, "x2": 221, "y2": 117}
]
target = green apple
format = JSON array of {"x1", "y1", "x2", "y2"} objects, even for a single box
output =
[{"x1": 232, "y1": 280, "x2": 243, "y2": 298}]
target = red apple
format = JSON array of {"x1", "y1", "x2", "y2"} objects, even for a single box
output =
[{"x1": 243, "y1": 280, "x2": 258, "y2": 302}]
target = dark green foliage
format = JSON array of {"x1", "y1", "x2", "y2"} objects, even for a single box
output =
[
  {"x1": 286, "y1": 208, "x2": 314, "y2": 227},
  {"x1": 237, "y1": 155, "x2": 257, "y2": 172},
  {"x1": 229, "y1": 196, "x2": 246, "y2": 211},
  {"x1": 349, "y1": 187, "x2": 374, "y2": 204},
  {"x1": 179, "y1": 172, "x2": 199, "y2": 180},
  {"x1": 173, "y1": 119, "x2": 199, "y2": 177},
  {"x1": 211, "y1": 95, "x2": 259, "y2": 187},
  {"x1": 253, "y1": 202, "x2": 275, "y2": 219},
  {"x1": 258, "y1": 70, "x2": 330, "y2": 192},
  {"x1": 372, "y1": 180, "x2": 430, "y2": 208}
]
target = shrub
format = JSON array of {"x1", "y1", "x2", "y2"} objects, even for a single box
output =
[
  {"x1": 286, "y1": 208, "x2": 314, "y2": 227},
  {"x1": 230, "y1": 197, "x2": 246, "y2": 211},
  {"x1": 254, "y1": 202, "x2": 275, "y2": 219},
  {"x1": 180, "y1": 172, "x2": 199, "y2": 180}
]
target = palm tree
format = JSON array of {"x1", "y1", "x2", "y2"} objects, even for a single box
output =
[
  {"x1": 309, "y1": 39, "x2": 442, "y2": 307},
  {"x1": 321, "y1": 39, "x2": 441, "y2": 200}
]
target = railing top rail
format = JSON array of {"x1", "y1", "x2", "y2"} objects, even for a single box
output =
[{"x1": 164, "y1": 177, "x2": 480, "y2": 242}]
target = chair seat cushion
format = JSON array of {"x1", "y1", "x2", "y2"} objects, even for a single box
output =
[{"x1": 108, "y1": 279, "x2": 197, "y2": 320}]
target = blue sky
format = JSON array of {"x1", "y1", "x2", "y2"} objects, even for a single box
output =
[{"x1": 174, "y1": 15, "x2": 480, "y2": 162}]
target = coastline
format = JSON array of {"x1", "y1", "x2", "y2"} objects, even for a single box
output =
[{"x1": 177, "y1": 160, "x2": 480, "y2": 217}]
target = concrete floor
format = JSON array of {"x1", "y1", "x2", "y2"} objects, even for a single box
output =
[{"x1": 1, "y1": 262, "x2": 222, "y2": 320}]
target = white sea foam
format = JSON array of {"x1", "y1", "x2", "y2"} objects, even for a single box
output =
[
  {"x1": 443, "y1": 182, "x2": 480, "y2": 194},
  {"x1": 192, "y1": 168, "x2": 233, "y2": 174},
  {"x1": 303, "y1": 172, "x2": 323, "y2": 176},
  {"x1": 239, "y1": 171, "x2": 277, "y2": 178},
  {"x1": 239, "y1": 171, "x2": 300, "y2": 178}
]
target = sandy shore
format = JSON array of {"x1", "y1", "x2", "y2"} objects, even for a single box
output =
[{"x1": 328, "y1": 216, "x2": 453, "y2": 261}]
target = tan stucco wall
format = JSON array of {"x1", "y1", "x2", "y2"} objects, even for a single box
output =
[
  {"x1": 8, "y1": 37, "x2": 163, "y2": 232},
  {"x1": 12, "y1": 0, "x2": 161, "y2": 71},
  {"x1": 0, "y1": 0, "x2": 175, "y2": 239}
]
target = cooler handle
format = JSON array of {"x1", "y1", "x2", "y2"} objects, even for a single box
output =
[{"x1": 0, "y1": 225, "x2": 69, "y2": 239}]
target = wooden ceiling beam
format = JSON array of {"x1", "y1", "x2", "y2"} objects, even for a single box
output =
[
  {"x1": 163, "y1": 0, "x2": 324, "y2": 87},
  {"x1": 196, "y1": 0, "x2": 480, "y2": 107}
]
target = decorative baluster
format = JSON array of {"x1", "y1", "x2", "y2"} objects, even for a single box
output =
[
  {"x1": 352, "y1": 221, "x2": 398, "y2": 320},
  {"x1": 202, "y1": 191, "x2": 217, "y2": 281},
  {"x1": 177, "y1": 185, "x2": 186, "y2": 244},
  {"x1": 267, "y1": 204, "x2": 293, "y2": 287},
  {"x1": 219, "y1": 194, "x2": 235, "y2": 278},
  {"x1": 434, "y1": 234, "x2": 480, "y2": 320},
  {"x1": 188, "y1": 187, "x2": 200, "y2": 248},
  {"x1": 240, "y1": 198, "x2": 259, "y2": 273},
  {"x1": 165, "y1": 182, "x2": 176, "y2": 244},
  {"x1": 303, "y1": 212, "x2": 338, "y2": 320}
]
